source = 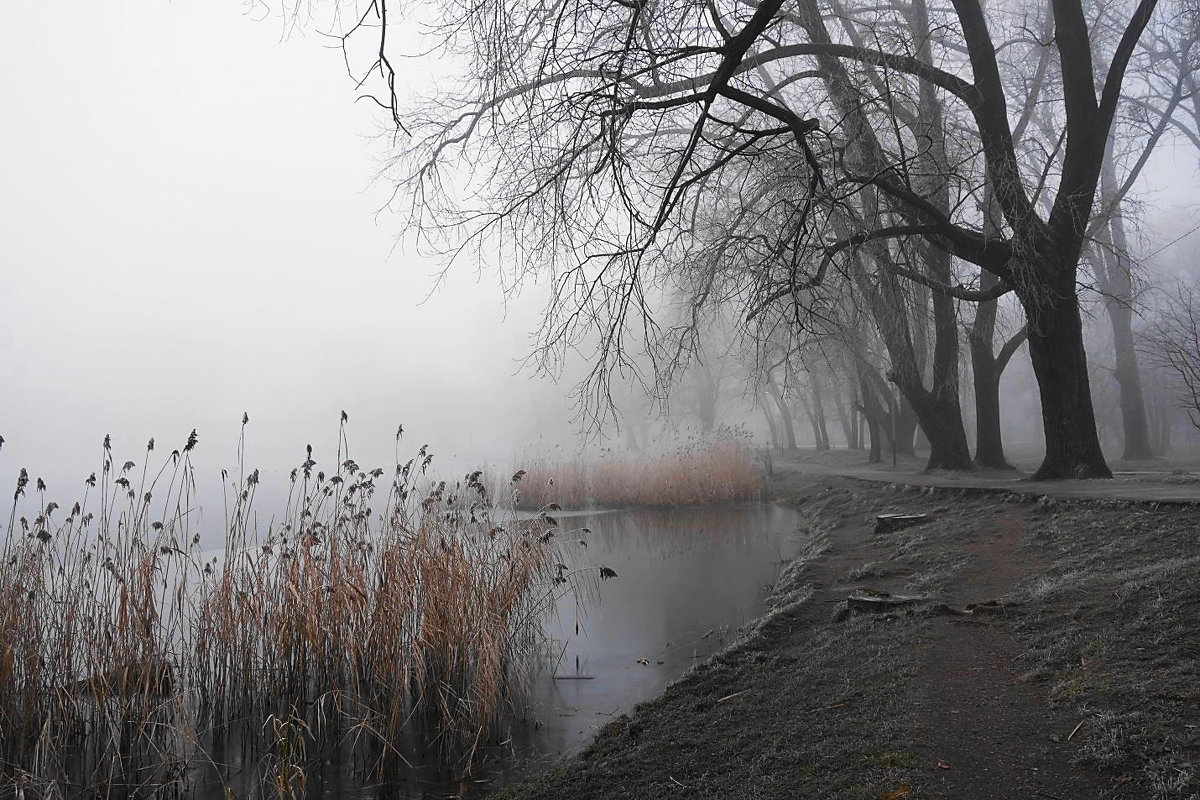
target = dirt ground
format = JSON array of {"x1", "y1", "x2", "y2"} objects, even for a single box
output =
[{"x1": 489, "y1": 461, "x2": 1200, "y2": 799}]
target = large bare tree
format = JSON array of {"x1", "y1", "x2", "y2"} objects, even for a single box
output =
[{"x1": 313, "y1": 0, "x2": 1192, "y2": 478}]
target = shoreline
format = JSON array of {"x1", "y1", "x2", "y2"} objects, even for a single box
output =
[{"x1": 489, "y1": 466, "x2": 1200, "y2": 799}]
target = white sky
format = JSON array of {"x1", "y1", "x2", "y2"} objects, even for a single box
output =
[
  {"x1": 0, "y1": 1, "x2": 576, "y2": 498},
  {"x1": 2, "y1": 1, "x2": 1199, "y2": 505}
]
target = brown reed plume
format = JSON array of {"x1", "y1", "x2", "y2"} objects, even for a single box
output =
[
  {"x1": 0, "y1": 418, "x2": 564, "y2": 797},
  {"x1": 514, "y1": 429, "x2": 764, "y2": 509}
]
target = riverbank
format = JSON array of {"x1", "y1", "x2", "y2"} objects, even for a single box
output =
[{"x1": 490, "y1": 465, "x2": 1200, "y2": 799}]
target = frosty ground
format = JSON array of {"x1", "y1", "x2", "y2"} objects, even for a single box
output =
[{"x1": 492, "y1": 456, "x2": 1200, "y2": 800}]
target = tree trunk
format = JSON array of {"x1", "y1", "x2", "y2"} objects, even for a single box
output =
[
  {"x1": 857, "y1": 372, "x2": 886, "y2": 463},
  {"x1": 846, "y1": 260, "x2": 973, "y2": 471},
  {"x1": 761, "y1": 391, "x2": 780, "y2": 450},
  {"x1": 1095, "y1": 146, "x2": 1155, "y2": 461},
  {"x1": 894, "y1": 398, "x2": 918, "y2": 457},
  {"x1": 967, "y1": 273, "x2": 1024, "y2": 469},
  {"x1": 809, "y1": 373, "x2": 831, "y2": 449},
  {"x1": 1106, "y1": 295, "x2": 1154, "y2": 459},
  {"x1": 765, "y1": 376, "x2": 797, "y2": 451},
  {"x1": 850, "y1": 383, "x2": 863, "y2": 449},
  {"x1": 832, "y1": 378, "x2": 855, "y2": 448},
  {"x1": 799, "y1": 395, "x2": 824, "y2": 449},
  {"x1": 1017, "y1": 277, "x2": 1112, "y2": 479}
]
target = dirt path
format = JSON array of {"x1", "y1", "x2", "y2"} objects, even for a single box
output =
[{"x1": 910, "y1": 510, "x2": 1112, "y2": 800}]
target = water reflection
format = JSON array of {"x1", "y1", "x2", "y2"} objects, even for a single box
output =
[{"x1": 480, "y1": 502, "x2": 804, "y2": 788}]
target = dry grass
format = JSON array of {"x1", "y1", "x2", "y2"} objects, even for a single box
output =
[
  {"x1": 514, "y1": 433, "x2": 764, "y2": 509},
  {"x1": 0, "y1": 420, "x2": 563, "y2": 797},
  {"x1": 1010, "y1": 501, "x2": 1200, "y2": 798}
]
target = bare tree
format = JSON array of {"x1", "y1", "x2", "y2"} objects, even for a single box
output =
[
  {"x1": 304, "y1": 0, "x2": 1196, "y2": 478},
  {"x1": 1143, "y1": 280, "x2": 1200, "y2": 430}
]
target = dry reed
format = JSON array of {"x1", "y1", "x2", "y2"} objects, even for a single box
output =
[
  {"x1": 0, "y1": 419, "x2": 562, "y2": 797},
  {"x1": 514, "y1": 431, "x2": 764, "y2": 509}
]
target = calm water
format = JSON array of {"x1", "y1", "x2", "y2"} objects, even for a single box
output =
[
  {"x1": 273, "y1": 501, "x2": 806, "y2": 798},
  {"x1": 52, "y1": 502, "x2": 804, "y2": 798}
]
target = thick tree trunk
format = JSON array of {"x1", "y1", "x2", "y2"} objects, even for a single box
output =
[
  {"x1": 967, "y1": 274, "x2": 1024, "y2": 469},
  {"x1": 1017, "y1": 280, "x2": 1112, "y2": 479}
]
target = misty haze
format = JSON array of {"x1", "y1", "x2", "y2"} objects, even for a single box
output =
[{"x1": 4, "y1": 0, "x2": 1200, "y2": 797}]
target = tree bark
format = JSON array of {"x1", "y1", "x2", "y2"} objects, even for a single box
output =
[
  {"x1": 967, "y1": 273, "x2": 1023, "y2": 469},
  {"x1": 809, "y1": 372, "x2": 831, "y2": 449},
  {"x1": 1095, "y1": 156, "x2": 1154, "y2": 460},
  {"x1": 832, "y1": 377, "x2": 855, "y2": 448},
  {"x1": 1016, "y1": 273, "x2": 1112, "y2": 479},
  {"x1": 857, "y1": 376, "x2": 884, "y2": 462}
]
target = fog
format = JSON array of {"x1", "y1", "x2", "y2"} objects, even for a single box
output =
[
  {"x1": 4, "y1": 1, "x2": 1200, "y2": 502},
  {"x1": 0, "y1": 2, "x2": 588, "y2": 504}
]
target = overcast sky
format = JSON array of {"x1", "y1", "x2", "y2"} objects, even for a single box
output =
[
  {"x1": 3, "y1": 2, "x2": 1200, "y2": 510},
  {"x1": 0, "y1": 1, "x2": 581, "y2": 503}
]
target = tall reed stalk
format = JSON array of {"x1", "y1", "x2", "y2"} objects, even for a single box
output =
[{"x1": 0, "y1": 420, "x2": 561, "y2": 797}]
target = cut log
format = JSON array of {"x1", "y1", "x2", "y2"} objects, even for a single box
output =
[
  {"x1": 874, "y1": 513, "x2": 932, "y2": 534},
  {"x1": 846, "y1": 592, "x2": 929, "y2": 613}
]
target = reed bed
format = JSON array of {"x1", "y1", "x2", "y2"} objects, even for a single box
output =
[
  {"x1": 0, "y1": 421, "x2": 562, "y2": 797},
  {"x1": 514, "y1": 432, "x2": 764, "y2": 509}
]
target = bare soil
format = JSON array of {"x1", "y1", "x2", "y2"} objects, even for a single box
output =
[{"x1": 490, "y1": 462, "x2": 1200, "y2": 799}]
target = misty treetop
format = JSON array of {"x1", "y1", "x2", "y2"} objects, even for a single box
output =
[{"x1": 288, "y1": 0, "x2": 1200, "y2": 478}]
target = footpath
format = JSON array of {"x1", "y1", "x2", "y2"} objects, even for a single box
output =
[
  {"x1": 775, "y1": 454, "x2": 1200, "y2": 505},
  {"x1": 496, "y1": 459, "x2": 1200, "y2": 799}
]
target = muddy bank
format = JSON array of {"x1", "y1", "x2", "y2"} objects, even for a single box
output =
[{"x1": 490, "y1": 470, "x2": 1200, "y2": 799}]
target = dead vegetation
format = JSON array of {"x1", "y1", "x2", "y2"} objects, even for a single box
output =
[
  {"x1": 514, "y1": 433, "x2": 764, "y2": 509},
  {"x1": 0, "y1": 420, "x2": 564, "y2": 797},
  {"x1": 1012, "y1": 501, "x2": 1200, "y2": 798}
]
